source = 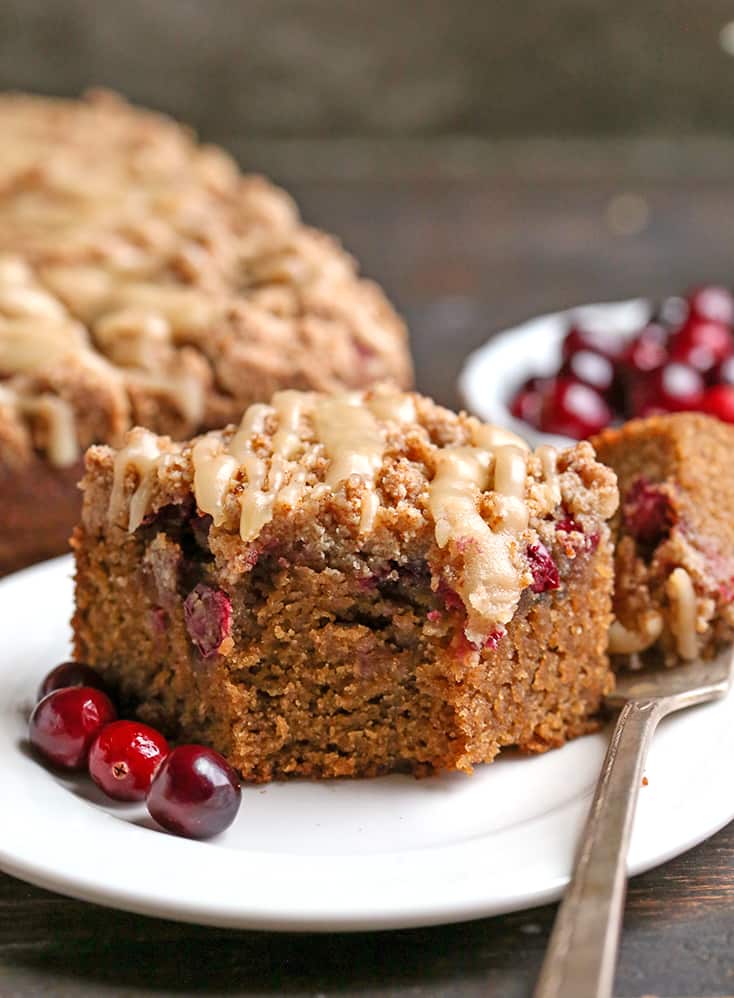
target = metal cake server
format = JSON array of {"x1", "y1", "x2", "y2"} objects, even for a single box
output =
[{"x1": 534, "y1": 646, "x2": 734, "y2": 998}]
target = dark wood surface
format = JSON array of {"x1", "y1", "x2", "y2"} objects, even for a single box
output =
[
  {"x1": 5, "y1": 1, "x2": 734, "y2": 139},
  {"x1": 2, "y1": 148, "x2": 734, "y2": 997}
]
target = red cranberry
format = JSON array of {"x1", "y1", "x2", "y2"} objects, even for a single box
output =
[
  {"x1": 539, "y1": 377, "x2": 612, "y2": 438},
  {"x1": 711, "y1": 354, "x2": 734, "y2": 386},
  {"x1": 656, "y1": 296, "x2": 688, "y2": 328},
  {"x1": 623, "y1": 325, "x2": 668, "y2": 375},
  {"x1": 510, "y1": 377, "x2": 548, "y2": 427},
  {"x1": 29, "y1": 687, "x2": 117, "y2": 770},
  {"x1": 701, "y1": 384, "x2": 734, "y2": 424},
  {"x1": 562, "y1": 325, "x2": 624, "y2": 362},
  {"x1": 483, "y1": 628, "x2": 505, "y2": 651},
  {"x1": 526, "y1": 542, "x2": 560, "y2": 593},
  {"x1": 669, "y1": 318, "x2": 733, "y2": 374},
  {"x1": 630, "y1": 363, "x2": 705, "y2": 416},
  {"x1": 88, "y1": 721, "x2": 169, "y2": 802},
  {"x1": 556, "y1": 517, "x2": 600, "y2": 552},
  {"x1": 183, "y1": 584, "x2": 232, "y2": 658},
  {"x1": 37, "y1": 662, "x2": 109, "y2": 702},
  {"x1": 622, "y1": 479, "x2": 674, "y2": 545},
  {"x1": 687, "y1": 285, "x2": 734, "y2": 326},
  {"x1": 146, "y1": 745, "x2": 241, "y2": 839},
  {"x1": 560, "y1": 350, "x2": 616, "y2": 397}
]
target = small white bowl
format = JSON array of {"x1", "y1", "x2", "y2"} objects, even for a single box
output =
[{"x1": 458, "y1": 298, "x2": 651, "y2": 448}]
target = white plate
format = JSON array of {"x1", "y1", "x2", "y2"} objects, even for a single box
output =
[
  {"x1": 458, "y1": 298, "x2": 651, "y2": 447},
  {"x1": 1, "y1": 556, "x2": 733, "y2": 932}
]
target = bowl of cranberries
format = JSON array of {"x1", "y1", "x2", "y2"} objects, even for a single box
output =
[
  {"x1": 28, "y1": 661, "x2": 242, "y2": 840},
  {"x1": 459, "y1": 286, "x2": 734, "y2": 445}
]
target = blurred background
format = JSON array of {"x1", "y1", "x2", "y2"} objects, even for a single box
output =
[{"x1": 2, "y1": 0, "x2": 734, "y2": 405}]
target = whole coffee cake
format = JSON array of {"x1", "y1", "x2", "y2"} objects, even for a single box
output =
[
  {"x1": 593, "y1": 413, "x2": 734, "y2": 667},
  {"x1": 72, "y1": 387, "x2": 618, "y2": 781},
  {"x1": 0, "y1": 90, "x2": 411, "y2": 574}
]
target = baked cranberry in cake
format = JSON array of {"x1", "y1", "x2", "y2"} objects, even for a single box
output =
[{"x1": 621, "y1": 479, "x2": 674, "y2": 546}]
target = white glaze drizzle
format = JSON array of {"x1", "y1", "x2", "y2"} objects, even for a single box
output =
[
  {"x1": 108, "y1": 427, "x2": 163, "y2": 531},
  {"x1": 535, "y1": 444, "x2": 561, "y2": 508},
  {"x1": 428, "y1": 443, "x2": 524, "y2": 643},
  {"x1": 3, "y1": 389, "x2": 81, "y2": 466},
  {"x1": 666, "y1": 567, "x2": 698, "y2": 660},
  {"x1": 28, "y1": 395, "x2": 79, "y2": 467},
  {"x1": 608, "y1": 613, "x2": 663, "y2": 655},
  {"x1": 192, "y1": 435, "x2": 238, "y2": 526}
]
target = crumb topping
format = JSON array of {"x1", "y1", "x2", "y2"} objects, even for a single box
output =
[{"x1": 97, "y1": 388, "x2": 618, "y2": 645}]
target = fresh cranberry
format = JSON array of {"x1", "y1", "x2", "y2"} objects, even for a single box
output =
[
  {"x1": 509, "y1": 377, "x2": 547, "y2": 427},
  {"x1": 669, "y1": 318, "x2": 733, "y2": 374},
  {"x1": 539, "y1": 377, "x2": 612, "y2": 438},
  {"x1": 622, "y1": 479, "x2": 674, "y2": 545},
  {"x1": 560, "y1": 350, "x2": 616, "y2": 398},
  {"x1": 656, "y1": 296, "x2": 688, "y2": 328},
  {"x1": 630, "y1": 362, "x2": 705, "y2": 416},
  {"x1": 622, "y1": 324, "x2": 668, "y2": 375},
  {"x1": 37, "y1": 662, "x2": 109, "y2": 702},
  {"x1": 146, "y1": 745, "x2": 241, "y2": 839},
  {"x1": 687, "y1": 285, "x2": 734, "y2": 326},
  {"x1": 29, "y1": 687, "x2": 117, "y2": 770},
  {"x1": 88, "y1": 721, "x2": 169, "y2": 802},
  {"x1": 701, "y1": 384, "x2": 734, "y2": 423},
  {"x1": 711, "y1": 354, "x2": 734, "y2": 386},
  {"x1": 183, "y1": 584, "x2": 232, "y2": 658},
  {"x1": 562, "y1": 325, "x2": 624, "y2": 362},
  {"x1": 527, "y1": 543, "x2": 560, "y2": 593}
]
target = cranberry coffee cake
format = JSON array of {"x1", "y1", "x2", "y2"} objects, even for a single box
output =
[
  {"x1": 0, "y1": 91, "x2": 411, "y2": 573},
  {"x1": 72, "y1": 387, "x2": 618, "y2": 781}
]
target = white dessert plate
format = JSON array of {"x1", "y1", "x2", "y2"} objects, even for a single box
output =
[
  {"x1": 2, "y1": 555, "x2": 733, "y2": 932},
  {"x1": 458, "y1": 297, "x2": 651, "y2": 447}
]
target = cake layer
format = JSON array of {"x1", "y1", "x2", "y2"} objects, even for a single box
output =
[
  {"x1": 73, "y1": 388, "x2": 618, "y2": 780},
  {"x1": 0, "y1": 90, "x2": 411, "y2": 573},
  {"x1": 593, "y1": 413, "x2": 734, "y2": 666}
]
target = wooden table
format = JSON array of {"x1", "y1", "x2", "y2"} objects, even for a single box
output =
[{"x1": 2, "y1": 146, "x2": 733, "y2": 996}]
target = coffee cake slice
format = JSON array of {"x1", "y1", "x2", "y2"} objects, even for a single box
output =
[
  {"x1": 594, "y1": 413, "x2": 734, "y2": 667},
  {"x1": 73, "y1": 388, "x2": 618, "y2": 781}
]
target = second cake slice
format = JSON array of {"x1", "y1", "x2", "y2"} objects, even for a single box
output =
[{"x1": 72, "y1": 388, "x2": 618, "y2": 781}]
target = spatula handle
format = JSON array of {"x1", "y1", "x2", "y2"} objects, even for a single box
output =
[{"x1": 533, "y1": 698, "x2": 666, "y2": 998}]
